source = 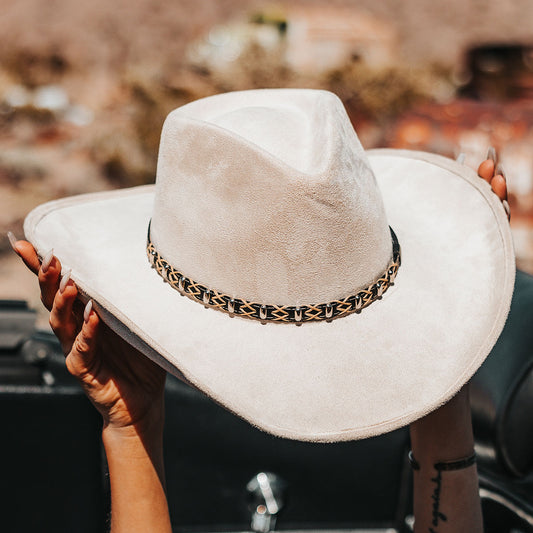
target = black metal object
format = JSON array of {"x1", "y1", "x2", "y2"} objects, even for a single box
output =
[
  {"x1": 0, "y1": 301, "x2": 105, "y2": 533},
  {"x1": 0, "y1": 300, "x2": 411, "y2": 532},
  {"x1": 163, "y1": 376, "x2": 410, "y2": 531},
  {"x1": 471, "y1": 269, "x2": 533, "y2": 478}
]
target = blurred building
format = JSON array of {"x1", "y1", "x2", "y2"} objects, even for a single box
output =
[
  {"x1": 377, "y1": 44, "x2": 533, "y2": 273},
  {"x1": 187, "y1": 6, "x2": 397, "y2": 76},
  {"x1": 283, "y1": 6, "x2": 396, "y2": 73}
]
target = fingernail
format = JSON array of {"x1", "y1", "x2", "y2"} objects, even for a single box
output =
[
  {"x1": 456, "y1": 153, "x2": 466, "y2": 164},
  {"x1": 41, "y1": 249, "x2": 54, "y2": 273},
  {"x1": 487, "y1": 147, "x2": 497, "y2": 162},
  {"x1": 84, "y1": 300, "x2": 93, "y2": 323},
  {"x1": 503, "y1": 199, "x2": 511, "y2": 220},
  {"x1": 495, "y1": 163, "x2": 506, "y2": 179},
  {"x1": 7, "y1": 231, "x2": 19, "y2": 253},
  {"x1": 59, "y1": 269, "x2": 71, "y2": 293}
]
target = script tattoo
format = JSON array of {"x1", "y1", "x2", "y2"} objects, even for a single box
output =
[{"x1": 428, "y1": 469, "x2": 447, "y2": 532}]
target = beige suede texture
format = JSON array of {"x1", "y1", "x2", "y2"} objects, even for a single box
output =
[
  {"x1": 152, "y1": 90, "x2": 390, "y2": 305},
  {"x1": 23, "y1": 90, "x2": 515, "y2": 442}
]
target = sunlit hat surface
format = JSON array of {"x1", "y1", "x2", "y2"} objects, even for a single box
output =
[{"x1": 25, "y1": 89, "x2": 514, "y2": 441}]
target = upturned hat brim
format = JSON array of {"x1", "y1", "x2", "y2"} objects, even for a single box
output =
[{"x1": 24, "y1": 149, "x2": 514, "y2": 442}]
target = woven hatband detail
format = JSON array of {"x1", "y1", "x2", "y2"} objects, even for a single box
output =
[{"x1": 146, "y1": 221, "x2": 401, "y2": 324}]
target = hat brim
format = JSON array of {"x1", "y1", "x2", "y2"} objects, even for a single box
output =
[{"x1": 24, "y1": 149, "x2": 515, "y2": 441}]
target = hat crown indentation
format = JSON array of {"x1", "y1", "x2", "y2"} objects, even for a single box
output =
[{"x1": 151, "y1": 89, "x2": 392, "y2": 307}]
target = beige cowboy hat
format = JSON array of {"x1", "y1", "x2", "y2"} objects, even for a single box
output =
[{"x1": 24, "y1": 89, "x2": 515, "y2": 442}]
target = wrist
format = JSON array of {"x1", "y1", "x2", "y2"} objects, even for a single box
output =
[
  {"x1": 410, "y1": 386, "x2": 470, "y2": 434},
  {"x1": 102, "y1": 393, "x2": 165, "y2": 436},
  {"x1": 102, "y1": 418, "x2": 165, "y2": 485},
  {"x1": 410, "y1": 386, "x2": 474, "y2": 464},
  {"x1": 102, "y1": 411, "x2": 169, "y2": 531},
  {"x1": 102, "y1": 408, "x2": 164, "y2": 452}
]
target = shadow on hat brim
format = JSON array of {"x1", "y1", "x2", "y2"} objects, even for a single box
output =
[{"x1": 24, "y1": 149, "x2": 514, "y2": 442}]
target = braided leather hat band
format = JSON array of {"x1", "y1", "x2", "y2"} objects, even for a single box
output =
[{"x1": 146, "y1": 221, "x2": 401, "y2": 325}]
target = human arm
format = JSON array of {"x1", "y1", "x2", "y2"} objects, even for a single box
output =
[
  {"x1": 10, "y1": 241, "x2": 172, "y2": 533},
  {"x1": 103, "y1": 416, "x2": 170, "y2": 533},
  {"x1": 409, "y1": 385, "x2": 482, "y2": 533},
  {"x1": 409, "y1": 150, "x2": 509, "y2": 532}
]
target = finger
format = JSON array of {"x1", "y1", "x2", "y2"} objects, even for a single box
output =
[
  {"x1": 487, "y1": 146, "x2": 497, "y2": 163},
  {"x1": 65, "y1": 301, "x2": 100, "y2": 380},
  {"x1": 49, "y1": 271, "x2": 79, "y2": 353},
  {"x1": 7, "y1": 231, "x2": 21, "y2": 253},
  {"x1": 12, "y1": 239, "x2": 41, "y2": 274},
  {"x1": 71, "y1": 299, "x2": 87, "y2": 331},
  {"x1": 503, "y1": 199, "x2": 511, "y2": 221},
  {"x1": 477, "y1": 159, "x2": 495, "y2": 183},
  {"x1": 491, "y1": 174, "x2": 507, "y2": 201},
  {"x1": 38, "y1": 250, "x2": 62, "y2": 310}
]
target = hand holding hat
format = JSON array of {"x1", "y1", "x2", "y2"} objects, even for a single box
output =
[
  {"x1": 405, "y1": 148, "x2": 507, "y2": 533},
  {"x1": 8, "y1": 144, "x2": 511, "y2": 430},
  {"x1": 9, "y1": 238, "x2": 171, "y2": 533},
  {"x1": 9, "y1": 89, "x2": 513, "y2": 533},
  {"x1": 9, "y1": 239, "x2": 166, "y2": 434},
  {"x1": 8, "y1": 143, "x2": 511, "y2": 436},
  {"x1": 17, "y1": 89, "x2": 514, "y2": 442},
  {"x1": 8, "y1": 144, "x2": 508, "y2": 533}
]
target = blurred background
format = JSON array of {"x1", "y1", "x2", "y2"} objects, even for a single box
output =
[
  {"x1": 2, "y1": 0, "x2": 533, "y2": 324},
  {"x1": 4, "y1": 3, "x2": 533, "y2": 532}
]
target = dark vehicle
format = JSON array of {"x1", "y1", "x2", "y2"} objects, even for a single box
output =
[{"x1": 2, "y1": 270, "x2": 533, "y2": 533}]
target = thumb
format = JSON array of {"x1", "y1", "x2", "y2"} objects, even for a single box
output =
[{"x1": 65, "y1": 301, "x2": 100, "y2": 380}]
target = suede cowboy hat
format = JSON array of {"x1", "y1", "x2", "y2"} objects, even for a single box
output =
[{"x1": 24, "y1": 89, "x2": 515, "y2": 442}]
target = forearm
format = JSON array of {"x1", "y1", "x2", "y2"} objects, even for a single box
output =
[
  {"x1": 103, "y1": 415, "x2": 172, "y2": 533},
  {"x1": 409, "y1": 386, "x2": 483, "y2": 533}
]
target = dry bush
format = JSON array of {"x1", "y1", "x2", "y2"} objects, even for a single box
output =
[
  {"x1": 325, "y1": 62, "x2": 438, "y2": 120},
  {"x1": 3, "y1": 49, "x2": 70, "y2": 88},
  {"x1": 208, "y1": 41, "x2": 294, "y2": 91}
]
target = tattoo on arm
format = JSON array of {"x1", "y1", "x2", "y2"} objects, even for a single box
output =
[
  {"x1": 409, "y1": 450, "x2": 476, "y2": 533},
  {"x1": 429, "y1": 469, "x2": 447, "y2": 533}
]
